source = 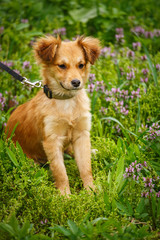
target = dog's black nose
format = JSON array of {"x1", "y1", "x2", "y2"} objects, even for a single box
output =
[{"x1": 71, "y1": 79, "x2": 81, "y2": 88}]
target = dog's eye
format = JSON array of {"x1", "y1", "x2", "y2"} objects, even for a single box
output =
[
  {"x1": 58, "y1": 64, "x2": 66, "y2": 69},
  {"x1": 78, "y1": 64, "x2": 84, "y2": 69}
]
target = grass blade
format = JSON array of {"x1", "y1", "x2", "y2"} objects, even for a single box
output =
[
  {"x1": 136, "y1": 97, "x2": 141, "y2": 133},
  {"x1": 143, "y1": 44, "x2": 158, "y2": 87},
  {"x1": 91, "y1": 90, "x2": 98, "y2": 114},
  {"x1": 133, "y1": 32, "x2": 158, "y2": 87},
  {"x1": 6, "y1": 147, "x2": 19, "y2": 167}
]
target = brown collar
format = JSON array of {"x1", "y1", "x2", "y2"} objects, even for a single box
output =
[{"x1": 43, "y1": 85, "x2": 75, "y2": 100}]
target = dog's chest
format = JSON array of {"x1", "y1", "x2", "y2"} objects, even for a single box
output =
[
  {"x1": 43, "y1": 98, "x2": 82, "y2": 138},
  {"x1": 56, "y1": 99, "x2": 76, "y2": 115},
  {"x1": 55, "y1": 99, "x2": 79, "y2": 124}
]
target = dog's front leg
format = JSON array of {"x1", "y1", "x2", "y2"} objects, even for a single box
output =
[
  {"x1": 43, "y1": 135, "x2": 71, "y2": 195},
  {"x1": 73, "y1": 130, "x2": 94, "y2": 191}
]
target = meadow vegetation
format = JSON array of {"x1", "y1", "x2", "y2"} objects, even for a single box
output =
[{"x1": 0, "y1": 0, "x2": 160, "y2": 239}]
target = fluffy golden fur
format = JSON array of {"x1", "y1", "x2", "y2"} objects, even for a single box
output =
[{"x1": 5, "y1": 35, "x2": 101, "y2": 195}]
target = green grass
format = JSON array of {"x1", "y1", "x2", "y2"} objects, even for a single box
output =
[{"x1": 0, "y1": 0, "x2": 160, "y2": 239}]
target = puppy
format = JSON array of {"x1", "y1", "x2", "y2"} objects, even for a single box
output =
[{"x1": 5, "y1": 35, "x2": 101, "y2": 195}]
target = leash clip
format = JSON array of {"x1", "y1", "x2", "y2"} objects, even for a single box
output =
[{"x1": 22, "y1": 77, "x2": 43, "y2": 88}]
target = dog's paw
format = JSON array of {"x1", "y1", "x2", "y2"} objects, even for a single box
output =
[{"x1": 58, "y1": 187, "x2": 71, "y2": 196}]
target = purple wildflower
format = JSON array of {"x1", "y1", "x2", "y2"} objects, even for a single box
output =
[
  {"x1": 14, "y1": 69, "x2": 20, "y2": 75},
  {"x1": 53, "y1": 27, "x2": 66, "y2": 36},
  {"x1": 112, "y1": 124, "x2": 121, "y2": 133},
  {"x1": 143, "y1": 161, "x2": 147, "y2": 167},
  {"x1": 87, "y1": 83, "x2": 95, "y2": 93},
  {"x1": 110, "y1": 52, "x2": 116, "y2": 58},
  {"x1": 120, "y1": 107, "x2": 129, "y2": 115},
  {"x1": 40, "y1": 219, "x2": 48, "y2": 225},
  {"x1": 0, "y1": 26, "x2": 4, "y2": 34},
  {"x1": 100, "y1": 47, "x2": 111, "y2": 57},
  {"x1": 29, "y1": 40, "x2": 35, "y2": 47},
  {"x1": 95, "y1": 81, "x2": 105, "y2": 92},
  {"x1": 156, "y1": 191, "x2": 160, "y2": 197},
  {"x1": 119, "y1": 67, "x2": 124, "y2": 76},
  {"x1": 153, "y1": 29, "x2": 160, "y2": 37},
  {"x1": 142, "y1": 177, "x2": 156, "y2": 197},
  {"x1": 156, "y1": 64, "x2": 160, "y2": 71},
  {"x1": 89, "y1": 73, "x2": 96, "y2": 82},
  {"x1": 1, "y1": 61, "x2": 14, "y2": 68},
  {"x1": 145, "y1": 122, "x2": 160, "y2": 141},
  {"x1": 115, "y1": 34, "x2": 125, "y2": 45},
  {"x1": 100, "y1": 107, "x2": 108, "y2": 114},
  {"x1": 0, "y1": 93, "x2": 6, "y2": 111},
  {"x1": 131, "y1": 26, "x2": 145, "y2": 36},
  {"x1": 144, "y1": 31, "x2": 154, "y2": 39},
  {"x1": 22, "y1": 61, "x2": 32, "y2": 70},
  {"x1": 123, "y1": 160, "x2": 149, "y2": 182},
  {"x1": 145, "y1": 192, "x2": 149, "y2": 198},
  {"x1": 126, "y1": 70, "x2": 135, "y2": 80},
  {"x1": 116, "y1": 28, "x2": 124, "y2": 34},
  {"x1": 141, "y1": 68, "x2": 149, "y2": 75},
  {"x1": 105, "y1": 87, "x2": 142, "y2": 116},
  {"x1": 123, "y1": 160, "x2": 141, "y2": 179},
  {"x1": 115, "y1": 124, "x2": 121, "y2": 133},
  {"x1": 132, "y1": 42, "x2": 141, "y2": 50},
  {"x1": 127, "y1": 50, "x2": 135, "y2": 58},
  {"x1": 141, "y1": 55, "x2": 147, "y2": 61},
  {"x1": 140, "y1": 77, "x2": 148, "y2": 83},
  {"x1": 21, "y1": 19, "x2": 28, "y2": 23}
]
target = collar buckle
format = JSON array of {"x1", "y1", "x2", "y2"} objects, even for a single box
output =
[{"x1": 43, "y1": 85, "x2": 53, "y2": 99}]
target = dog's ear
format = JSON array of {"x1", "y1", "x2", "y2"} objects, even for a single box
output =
[
  {"x1": 77, "y1": 36, "x2": 101, "y2": 65},
  {"x1": 34, "y1": 35, "x2": 61, "y2": 64}
]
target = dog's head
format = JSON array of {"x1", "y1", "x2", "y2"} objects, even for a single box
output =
[{"x1": 34, "y1": 35, "x2": 101, "y2": 97}]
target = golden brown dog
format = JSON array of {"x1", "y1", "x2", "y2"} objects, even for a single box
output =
[{"x1": 6, "y1": 35, "x2": 101, "y2": 195}]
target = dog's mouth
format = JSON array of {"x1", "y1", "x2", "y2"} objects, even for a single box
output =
[{"x1": 60, "y1": 82, "x2": 81, "y2": 91}]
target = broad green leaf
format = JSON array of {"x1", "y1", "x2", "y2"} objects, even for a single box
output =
[
  {"x1": 0, "y1": 139, "x2": 4, "y2": 150},
  {"x1": 140, "y1": 213, "x2": 148, "y2": 218},
  {"x1": 25, "y1": 31, "x2": 43, "y2": 37},
  {"x1": 118, "y1": 179, "x2": 128, "y2": 196},
  {"x1": 50, "y1": 225, "x2": 71, "y2": 237},
  {"x1": 92, "y1": 217, "x2": 108, "y2": 225},
  {"x1": 15, "y1": 23, "x2": 29, "y2": 31},
  {"x1": 8, "y1": 214, "x2": 19, "y2": 234},
  {"x1": 69, "y1": 7, "x2": 97, "y2": 23},
  {"x1": 102, "y1": 117, "x2": 125, "y2": 130},
  {"x1": 143, "y1": 45, "x2": 158, "y2": 87},
  {"x1": 67, "y1": 220, "x2": 80, "y2": 235},
  {"x1": 126, "y1": 200, "x2": 133, "y2": 215},
  {"x1": 104, "y1": 192, "x2": 110, "y2": 210},
  {"x1": 0, "y1": 223, "x2": 15, "y2": 236},
  {"x1": 6, "y1": 147, "x2": 19, "y2": 167},
  {"x1": 157, "y1": 199, "x2": 160, "y2": 217},
  {"x1": 137, "y1": 225, "x2": 150, "y2": 237},
  {"x1": 116, "y1": 201, "x2": 132, "y2": 216},
  {"x1": 19, "y1": 221, "x2": 33, "y2": 238},
  {"x1": 107, "y1": 170, "x2": 112, "y2": 194},
  {"x1": 133, "y1": 33, "x2": 158, "y2": 87},
  {"x1": 16, "y1": 141, "x2": 25, "y2": 162},
  {"x1": 10, "y1": 122, "x2": 19, "y2": 140},
  {"x1": 151, "y1": 195, "x2": 156, "y2": 218},
  {"x1": 115, "y1": 156, "x2": 124, "y2": 191},
  {"x1": 133, "y1": 144, "x2": 141, "y2": 157},
  {"x1": 136, "y1": 198, "x2": 145, "y2": 214}
]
